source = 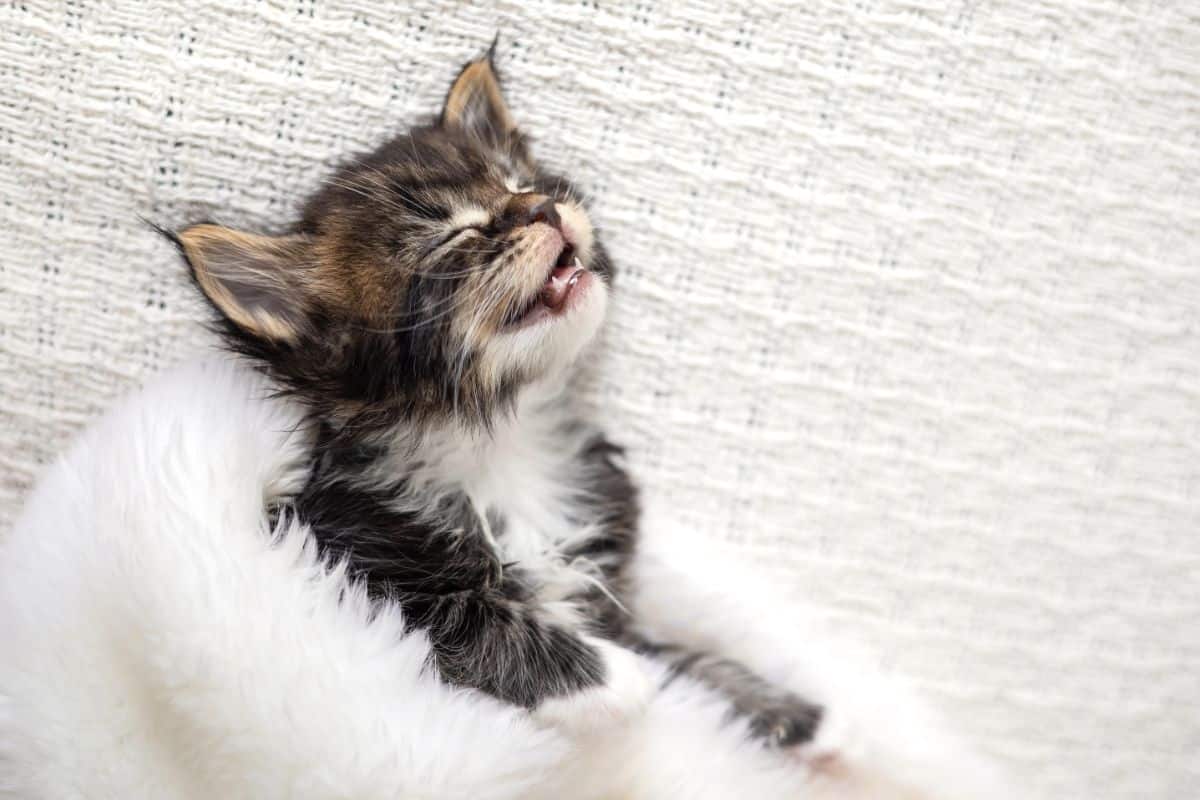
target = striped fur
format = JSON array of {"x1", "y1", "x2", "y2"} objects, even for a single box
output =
[{"x1": 173, "y1": 49, "x2": 821, "y2": 743}]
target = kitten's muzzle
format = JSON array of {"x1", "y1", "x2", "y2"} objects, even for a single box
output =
[
  {"x1": 500, "y1": 232, "x2": 588, "y2": 328},
  {"x1": 496, "y1": 195, "x2": 592, "y2": 329}
]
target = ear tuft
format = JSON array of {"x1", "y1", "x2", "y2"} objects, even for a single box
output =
[
  {"x1": 440, "y1": 48, "x2": 517, "y2": 145},
  {"x1": 177, "y1": 224, "x2": 313, "y2": 343}
]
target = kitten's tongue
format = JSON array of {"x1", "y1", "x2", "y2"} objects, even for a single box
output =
[{"x1": 541, "y1": 264, "x2": 583, "y2": 311}]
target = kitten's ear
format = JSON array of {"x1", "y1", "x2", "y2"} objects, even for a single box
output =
[
  {"x1": 176, "y1": 224, "x2": 314, "y2": 343},
  {"x1": 440, "y1": 47, "x2": 518, "y2": 146}
]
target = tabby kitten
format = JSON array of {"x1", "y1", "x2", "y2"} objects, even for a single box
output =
[{"x1": 173, "y1": 49, "x2": 820, "y2": 746}]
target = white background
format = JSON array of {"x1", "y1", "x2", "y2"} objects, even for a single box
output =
[{"x1": 1, "y1": 3, "x2": 1197, "y2": 797}]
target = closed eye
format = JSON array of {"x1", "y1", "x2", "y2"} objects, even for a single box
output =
[{"x1": 429, "y1": 226, "x2": 480, "y2": 253}]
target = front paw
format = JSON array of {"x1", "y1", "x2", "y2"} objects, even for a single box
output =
[
  {"x1": 746, "y1": 697, "x2": 824, "y2": 749},
  {"x1": 790, "y1": 704, "x2": 864, "y2": 781},
  {"x1": 533, "y1": 639, "x2": 653, "y2": 734}
]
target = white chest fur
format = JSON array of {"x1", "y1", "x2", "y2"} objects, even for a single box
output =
[{"x1": 388, "y1": 381, "x2": 606, "y2": 604}]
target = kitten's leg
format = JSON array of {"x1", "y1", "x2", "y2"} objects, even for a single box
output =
[
  {"x1": 565, "y1": 436, "x2": 824, "y2": 749},
  {"x1": 624, "y1": 525, "x2": 1008, "y2": 798},
  {"x1": 296, "y1": 476, "x2": 650, "y2": 734},
  {"x1": 400, "y1": 584, "x2": 651, "y2": 734},
  {"x1": 632, "y1": 636, "x2": 823, "y2": 748}
]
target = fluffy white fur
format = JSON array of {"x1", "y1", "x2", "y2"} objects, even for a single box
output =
[
  {"x1": 0, "y1": 359, "x2": 566, "y2": 800},
  {"x1": 0, "y1": 358, "x2": 1007, "y2": 799}
]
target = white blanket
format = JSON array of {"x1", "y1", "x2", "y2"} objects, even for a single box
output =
[
  {"x1": 1, "y1": 3, "x2": 1197, "y2": 798},
  {"x1": 0, "y1": 359, "x2": 1001, "y2": 798}
]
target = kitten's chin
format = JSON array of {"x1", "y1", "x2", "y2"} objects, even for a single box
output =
[{"x1": 480, "y1": 272, "x2": 608, "y2": 384}]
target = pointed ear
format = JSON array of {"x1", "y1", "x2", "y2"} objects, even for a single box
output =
[
  {"x1": 440, "y1": 49, "x2": 518, "y2": 146},
  {"x1": 176, "y1": 224, "x2": 314, "y2": 343}
]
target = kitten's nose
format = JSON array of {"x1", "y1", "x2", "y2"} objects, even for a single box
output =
[{"x1": 505, "y1": 194, "x2": 561, "y2": 231}]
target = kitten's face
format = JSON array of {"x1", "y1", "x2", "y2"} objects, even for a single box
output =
[{"x1": 176, "y1": 53, "x2": 612, "y2": 430}]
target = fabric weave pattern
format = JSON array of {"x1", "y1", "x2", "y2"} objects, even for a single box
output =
[{"x1": 1, "y1": 3, "x2": 1197, "y2": 798}]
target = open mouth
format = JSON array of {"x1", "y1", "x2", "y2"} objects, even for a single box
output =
[{"x1": 502, "y1": 242, "x2": 589, "y2": 329}]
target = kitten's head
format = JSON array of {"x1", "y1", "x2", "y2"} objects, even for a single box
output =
[{"x1": 175, "y1": 50, "x2": 611, "y2": 432}]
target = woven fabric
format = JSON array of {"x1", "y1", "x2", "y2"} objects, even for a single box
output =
[{"x1": 1, "y1": 2, "x2": 1197, "y2": 797}]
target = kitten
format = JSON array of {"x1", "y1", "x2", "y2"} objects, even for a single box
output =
[{"x1": 171, "y1": 48, "x2": 820, "y2": 747}]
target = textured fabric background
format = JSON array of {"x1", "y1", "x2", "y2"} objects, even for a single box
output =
[{"x1": 1, "y1": 2, "x2": 1197, "y2": 797}]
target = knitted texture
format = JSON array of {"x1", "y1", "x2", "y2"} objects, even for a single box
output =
[{"x1": 1, "y1": 3, "x2": 1197, "y2": 798}]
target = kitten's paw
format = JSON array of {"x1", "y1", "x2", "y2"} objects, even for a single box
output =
[
  {"x1": 792, "y1": 705, "x2": 863, "y2": 780},
  {"x1": 533, "y1": 639, "x2": 653, "y2": 734},
  {"x1": 746, "y1": 697, "x2": 824, "y2": 749}
]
